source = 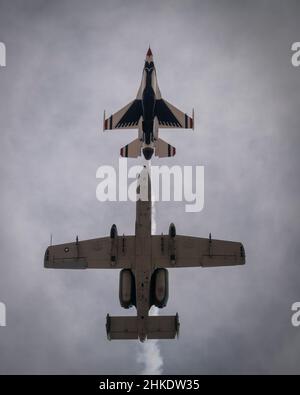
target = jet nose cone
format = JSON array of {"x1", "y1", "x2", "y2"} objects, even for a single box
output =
[{"x1": 146, "y1": 46, "x2": 152, "y2": 57}]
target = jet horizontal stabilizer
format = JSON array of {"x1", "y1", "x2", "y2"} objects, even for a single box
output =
[
  {"x1": 120, "y1": 138, "x2": 142, "y2": 158},
  {"x1": 155, "y1": 138, "x2": 176, "y2": 158}
]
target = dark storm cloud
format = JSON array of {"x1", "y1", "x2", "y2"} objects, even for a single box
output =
[{"x1": 0, "y1": 0, "x2": 300, "y2": 373}]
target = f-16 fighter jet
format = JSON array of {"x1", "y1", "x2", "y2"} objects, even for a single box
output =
[
  {"x1": 44, "y1": 168, "x2": 245, "y2": 342},
  {"x1": 103, "y1": 48, "x2": 194, "y2": 160}
]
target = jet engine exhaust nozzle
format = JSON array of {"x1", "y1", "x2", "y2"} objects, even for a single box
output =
[{"x1": 143, "y1": 147, "x2": 154, "y2": 160}]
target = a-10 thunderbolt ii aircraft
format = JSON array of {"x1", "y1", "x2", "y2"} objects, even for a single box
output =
[
  {"x1": 44, "y1": 168, "x2": 246, "y2": 342},
  {"x1": 103, "y1": 47, "x2": 194, "y2": 160}
]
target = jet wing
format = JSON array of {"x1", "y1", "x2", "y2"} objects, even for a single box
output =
[
  {"x1": 104, "y1": 100, "x2": 142, "y2": 130},
  {"x1": 151, "y1": 235, "x2": 245, "y2": 268},
  {"x1": 44, "y1": 236, "x2": 135, "y2": 269},
  {"x1": 154, "y1": 99, "x2": 194, "y2": 129}
]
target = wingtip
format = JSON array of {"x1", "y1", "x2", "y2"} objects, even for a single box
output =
[
  {"x1": 192, "y1": 108, "x2": 195, "y2": 130},
  {"x1": 103, "y1": 110, "x2": 106, "y2": 132}
]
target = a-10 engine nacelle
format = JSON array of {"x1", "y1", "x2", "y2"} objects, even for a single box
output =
[
  {"x1": 117, "y1": 222, "x2": 172, "y2": 309},
  {"x1": 119, "y1": 268, "x2": 169, "y2": 310},
  {"x1": 119, "y1": 269, "x2": 136, "y2": 309},
  {"x1": 150, "y1": 268, "x2": 169, "y2": 308}
]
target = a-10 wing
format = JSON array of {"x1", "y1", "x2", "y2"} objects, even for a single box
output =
[
  {"x1": 44, "y1": 234, "x2": 245, "y2": 269},
  {"x1": 44, "y1": 236, "x2": 135, "y2": 269},
  {"x1": 151, "y1": 235, "x2": 245, "y2": 268}
]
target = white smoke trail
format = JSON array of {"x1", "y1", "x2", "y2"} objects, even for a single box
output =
[
  {"x1": 137, "y1": 307, "x2": 163, "y2": 375},
  {"x1": 137, "y1": 161, "x2": 164, "y2": 375}
]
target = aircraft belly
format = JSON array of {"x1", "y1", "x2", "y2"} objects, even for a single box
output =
[
  {"x1": 135, "y1": 253, "x2": 152, "y2": 339},
  {"x1": 135, "y1": 237, "x2": 151, "y2": 256}
]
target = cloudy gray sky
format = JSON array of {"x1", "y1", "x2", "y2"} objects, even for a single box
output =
[{"x1": 0, "y1": 0, "x2": 300, "y2": 374}]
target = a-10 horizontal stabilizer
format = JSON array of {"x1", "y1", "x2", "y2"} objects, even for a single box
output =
[
  {"x1": 147, "y1": 314, "x2": 180, "y2": 339},
  {"x1": 106, "y1": 315, "x2": 138, "y2": 340},
  {"x1": 106, "y1": 314, "x2": 180, "y2": 340}
]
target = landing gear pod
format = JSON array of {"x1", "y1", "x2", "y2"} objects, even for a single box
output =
[
  {"x1": 169, "y1": 223, "x2": 176, "y2": 238},
  {"x1": 169, "y1": 223, "x2": 176, "y2": 264},
  {"x1": 110, "y1": 224, "x2": 118, "y2": 264},
  {"x1": 119, "y1": 269, "x2": 136, "y2": 309},
  {"x1": 150, "y1": 268, "x2": 169, "y2": 308},
  {"x1": 110, "y1": 224, "x2": 118, "y2": 239}
]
